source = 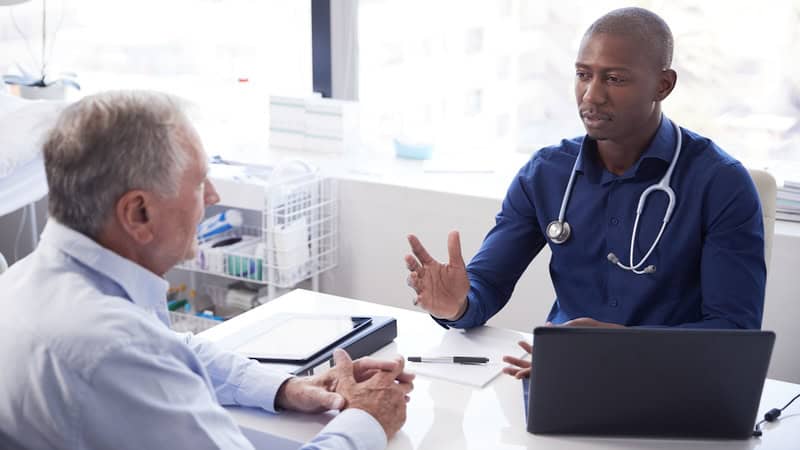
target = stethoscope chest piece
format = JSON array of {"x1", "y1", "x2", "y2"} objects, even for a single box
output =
[
  {"x1": 545, "y1": 119, "x2": 682, "y2": 274},
  {"x1": 546, "y1": 220, "x2": 571, "y2": 244}
]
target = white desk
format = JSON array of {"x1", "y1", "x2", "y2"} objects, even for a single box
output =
[{"x1": 199, "y1": 289, "x2": 800, "y2": 450}]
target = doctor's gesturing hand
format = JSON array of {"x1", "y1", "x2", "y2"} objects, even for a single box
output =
[
  {"x1": 502, "y1": 340, "x2": 534, "y2": 379},
  {"x1": 405, "y1": 231, "x2": 471, "y2": 321}
]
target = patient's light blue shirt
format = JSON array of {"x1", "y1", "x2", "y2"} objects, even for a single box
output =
[
  {"x1": 443, "y1": 116, "x2": 765, "y2": 330},
  {"x1": 0, "y1": 220, "x2": 386, "y2": 450}
]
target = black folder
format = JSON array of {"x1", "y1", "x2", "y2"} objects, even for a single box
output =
[{"x1": 289, "y1": 315, "x2": 397, "y2": 375}]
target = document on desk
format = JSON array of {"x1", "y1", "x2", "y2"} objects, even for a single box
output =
[{"x1": 407, "y1": 327, "x2": 529, "y2": 388}]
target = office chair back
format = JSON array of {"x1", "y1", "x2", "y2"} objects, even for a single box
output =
[{"x1": 748, "y1": 169, "x2": 776, "y2": 271}]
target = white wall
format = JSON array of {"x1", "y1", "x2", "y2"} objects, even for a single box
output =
[
  {"x1": 319, "y1": 178, "x2": 800, "y2": 384},
  {"x1": 3, "y1": 179, "x2": 797, "y2": 383}
]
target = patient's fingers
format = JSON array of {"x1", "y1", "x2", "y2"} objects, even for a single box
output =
[{"x1": 396, "y1": 371, "x2": 416, "y2": 384}]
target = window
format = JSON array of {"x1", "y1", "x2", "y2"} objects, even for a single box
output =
[
  {"x1": 358, "y1": 0, "x2": 800, "y2": 169},
  {"x1": 1, "y1": 0, "x2": 312, "y2": 161}
]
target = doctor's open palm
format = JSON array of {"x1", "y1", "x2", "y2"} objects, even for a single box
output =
[{"x1": 405, "y1": 231, "x2": 470, "y2": 320}]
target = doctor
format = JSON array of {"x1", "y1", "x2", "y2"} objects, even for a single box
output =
[{"x1": 404, "y1": 7, "x2": 766, "y2": 376}]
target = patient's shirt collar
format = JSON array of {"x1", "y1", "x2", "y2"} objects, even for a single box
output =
[{"x1": 40, "y1": 220, "x2": 170, "y2": 325}]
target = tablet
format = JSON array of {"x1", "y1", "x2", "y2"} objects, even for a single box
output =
[{"x1": 235, "y1": 314, "x2": 372, "y2": 363}]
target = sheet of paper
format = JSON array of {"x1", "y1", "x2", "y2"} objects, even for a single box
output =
[{"x1": 406, "y1": 327, "x2": 529, "y2": 388}]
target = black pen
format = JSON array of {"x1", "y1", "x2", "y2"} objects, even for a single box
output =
[{"x1": 407, "y1": 356, "x2": 489, "y2": 364}]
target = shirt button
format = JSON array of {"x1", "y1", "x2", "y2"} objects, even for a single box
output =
[
  {"x1": 610, "y1": 217, "x2": 619, "y2": 226},
  {"x1": 609, "y1": 299, "x2": 619, "y2": 307}
]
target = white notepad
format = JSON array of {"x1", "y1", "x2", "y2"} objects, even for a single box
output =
[{"x1": 407, "y1": 327, "x2": 529, "y2": 388}]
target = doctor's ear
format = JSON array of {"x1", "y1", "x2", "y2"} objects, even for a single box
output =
[
  {"x1": 115, "y1": 190, "x2": 155, "y2": 244},
  {"x1": 655, "y1": 68, "x2": 677, "y2": 102}
]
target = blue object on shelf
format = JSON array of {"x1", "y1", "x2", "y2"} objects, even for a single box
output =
[
  {"x1": 394, "y1": 138, "x2": 433, "y2": 160},
  {"x1": 197, "y1": 311, "x2": 226, "y2": 321},
  {"x1": 197, "y1": 209, "x2": 243, "y2": 241}
]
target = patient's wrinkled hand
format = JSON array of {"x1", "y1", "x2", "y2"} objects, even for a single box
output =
[
  {"x1": 502, "y1": 340, "x2": 533, "y2": 379},
  {"x1": 275, "y1": 352, "x2": 415, "y2": 414},
  {"x1": 332, "y1": 349, "x2": 414, "y2": 439},
  {"x1": 275, "y1": 372, "x2": 345, "y2": 413}
]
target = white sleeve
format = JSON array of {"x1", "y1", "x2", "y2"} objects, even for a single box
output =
[
  {"x1": 181, "y1": 332, "x2": 292, "y2": 412},
  {"x1": 301, "y1": 409, "x2": 387, "y2": 450},
  {"x1": 82, "y1": 341, "x2": 255, "y2": 450},
  {"x1": 181, "y1": 334, "x2": 388, "y2": 450}
]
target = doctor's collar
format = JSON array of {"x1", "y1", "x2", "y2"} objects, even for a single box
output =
[{"x1": 575, "y1": 115, "x2": 678, "y2": 185}]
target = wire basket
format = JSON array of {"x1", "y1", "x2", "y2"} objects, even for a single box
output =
[
  {"x1": 178, "y1": 164, "x2": 338, "y2": 289},
  {"x1": 168, "y1": 311, "x2": 220, "y2": 334}
]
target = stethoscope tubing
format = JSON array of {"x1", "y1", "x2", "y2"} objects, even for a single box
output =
[{"x1": 547, "y1": 119, "x2": 682, "y2": 275}]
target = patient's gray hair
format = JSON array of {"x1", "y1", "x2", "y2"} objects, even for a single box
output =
[{"x1": 44, "y1": 90, "x2": 190, "y2": 238}]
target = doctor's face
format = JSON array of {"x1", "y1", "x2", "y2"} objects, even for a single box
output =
[{"x1": 574, "y1": 32, "x2": 666, "y2": 142}]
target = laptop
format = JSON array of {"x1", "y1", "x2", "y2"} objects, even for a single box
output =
[{"x1": 525, "y1": 327, "x2": 775, "y2": 439}]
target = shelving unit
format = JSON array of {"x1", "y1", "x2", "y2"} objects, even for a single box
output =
[{"x1": 173, "y1": 161, "x2": 338, "y2": 330}]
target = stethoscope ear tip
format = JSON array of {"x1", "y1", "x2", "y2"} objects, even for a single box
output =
[{"x1": 606, "y1": 253, "x2": 657, "y2": 275}]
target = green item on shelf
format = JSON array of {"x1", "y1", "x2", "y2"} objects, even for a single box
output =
[
  {"x1": 226, "y1": 244, "x2": 263, "y2": 281},
  {"x1": 167, "y1": 299, "x2": 188, "y2": 311}
]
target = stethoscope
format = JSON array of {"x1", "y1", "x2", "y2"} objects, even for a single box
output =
[{"x1": 545, "y1": 120, "x2": 682, "y2": 275}]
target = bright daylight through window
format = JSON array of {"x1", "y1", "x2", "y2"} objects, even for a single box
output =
[
  {"x1": 358, "y1": 0, "x2": 800, "y2": 175},
  {"x1": 2, "y1": 1, "x2": 799, "y2": 184},
  {"x1": 0, "y1": 0, "x2": 311, "y2": 160}
]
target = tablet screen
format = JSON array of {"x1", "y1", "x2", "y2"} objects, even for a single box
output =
[{"x1": 235, "y1": 315, "x2": 371, "y2": 362}]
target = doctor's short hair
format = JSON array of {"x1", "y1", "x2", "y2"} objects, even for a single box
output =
[
  {"x1": 584, "y1": 7, "x2": 674, "y2": 70},
  {"x1": 43, "y1": 90, "x2": 190, "y2": 238}
]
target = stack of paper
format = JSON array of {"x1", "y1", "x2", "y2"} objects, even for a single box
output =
[
  {"x1": 777, "y1": 180, "x2": 800, "y2": 223},
  {"x1": 269, "y1": 95, "x2": 359, "y2": 153}
]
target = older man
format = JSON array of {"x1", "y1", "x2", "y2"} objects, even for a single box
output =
[{"x1": 0, "y1": 90, "x2": 412, "y2": 450}]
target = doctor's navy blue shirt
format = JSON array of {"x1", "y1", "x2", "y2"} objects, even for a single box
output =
[{"x1": 444, "y1": 116, "x2": 765, "y2": 330}]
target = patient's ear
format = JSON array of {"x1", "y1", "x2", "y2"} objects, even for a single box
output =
[{"x1": 115, "y1": 190, "x2": 155, "y2": 244}]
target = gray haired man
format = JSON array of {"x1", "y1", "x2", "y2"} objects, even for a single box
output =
[{"x1": 0, "y1": 90, "x2": 413, "y2": 450}]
